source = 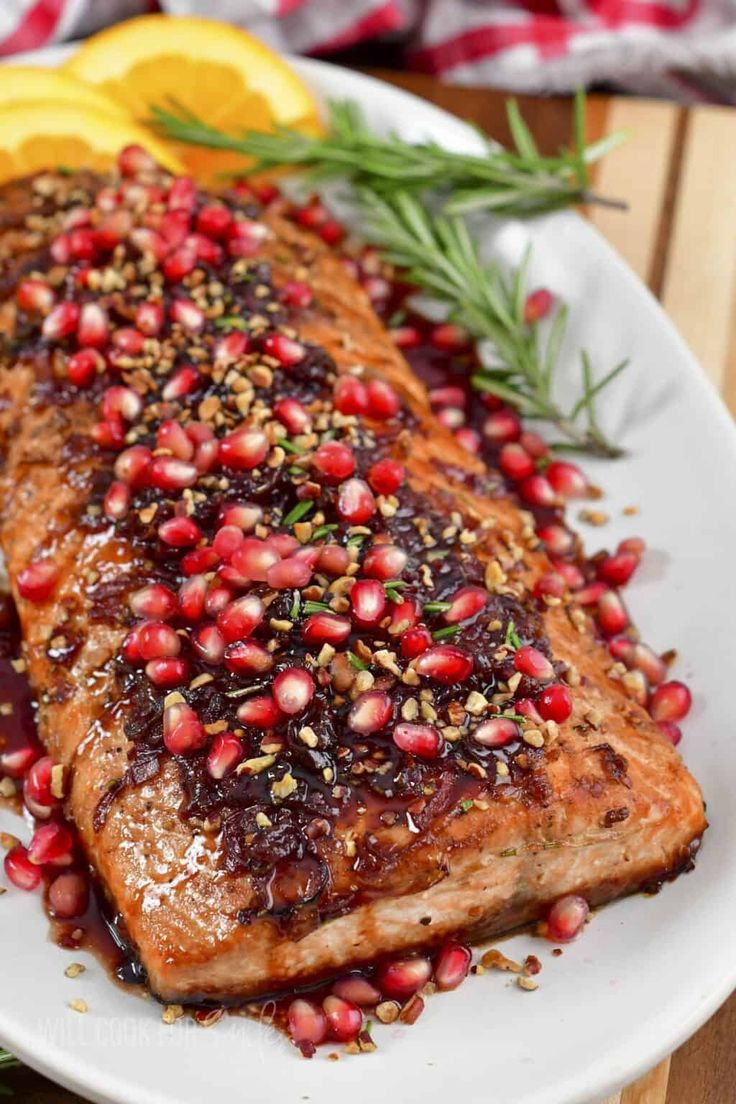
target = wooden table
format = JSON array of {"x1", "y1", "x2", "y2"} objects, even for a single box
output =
[{"x1": 6, "y1": 75, "x2": 735, "y2": 1104}]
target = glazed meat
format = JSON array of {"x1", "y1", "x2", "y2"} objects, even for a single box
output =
[{"x1": 0, "y1": 163, "x2": 706, "y2": 1003}]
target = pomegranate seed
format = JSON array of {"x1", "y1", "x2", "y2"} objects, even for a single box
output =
[
  {"x1": 362, "y1": 544, "x2": 407, "y2": 581},
  {"x1": 49, "y1": 233, "x2": 72, "y2": 264},
  {"x1": 17, "y1": 278, "x2": 55, "y2": 314},
  {"x1": 118, "y1": 143, "x2": 156, "y2": 175},
  {"x1": 158, "y1": 516, "x2": 201, "y2": 548},
  {"x1": 207, "y1": 732, "x2": 244, "y2": 780},
  {"x1": 220, "y1": 502, "x2": 262, "y2": 532},
  {"x1": 516, "y1": 698, "x2": 542, "y2": 722},
  {"x1": 376, "y1": 955, "x2": 432, "y2": 999},
  {"x1": 365, "y1": 379, "x2": 400, "y2": 420},
  {"x1": 96, "y1": 210, "x2": 132, "y2": 250},
  {"x1": 262, "y1": 333, "x2": 305, "y2": 367},
  {"x1": 390, "y1": 598, "x2": 419, "y2": 634},
  {"x1": 28, "y1": 822, "x2": 74, "y2": 866},
  {"x1": 333, "y1": 975, "x2": 381, "y2": 1006},
  {"x1": 483, "y1": 408, "x2": 521, "y2": 443},
  {"x1": 288, "y1": 999, "x2": 328, "y2": 1047},
  {"x1": 181, "y1": 547, "x2": 219, "y2": 575},
  {"x1": 390, "y1": 324, "x2": 422, "y2": 349},
  {"x1": 214, "y1": 331, "x2": 249, "y2": 365},
  {"x1": 473, "y1": 717, "x2": 519, "y2": 747},
  {"x1": 163, "y1": 365, "x2": 200, "y2": 401},
  {"x1": 429, "y1": 386, "x2": 466, "y2": 408},
  {"x1": 237, "y1": 694, "x2": 283, "y2": 727},
  {"x1": 267, "y1": 533, "x2": 301, "y2": 558},
  {"x1": 314, "y1": 440, "x2": 357, "y2": 484},
  {"x1": 217, "y1": 595, "x2": 265, "y2": 643},
  {"x1": 66, "y1": 348, "x2": 101, "y2": 387},
  {"x1": 624, "y1": 668, "x2": 648, "y2": 707},
  {"x1": 163, "y1": 701, "x2": 207, "y2": 756},
  {"x1": 135, "y1": 300, "x2": 164, "y2": 336},
  {"x1": 110, "y1": 329, "x2": 145, "y2": 359},
  {"x1": 167, "y1": 175, "x2": 197, "y2": 211},
  {"x1": 76, "y1": 302, "x2": 109, "y2": 348},
  {"x1": 218, "y1": 427, "x2": 269, "y2": 471},
  {"x1": 499, "y1": 443, "x2": 535, "y2": 481},
  {"x1": 129, "y1": 584, "x2": 177, "y2": 621},
  {"x1": 521, "y1": 430, "x2": 549, "y2": 458},
  {"x1": 204, "y1": 586, "x2": 233, "y2": 617},
  {"x1": 155, "y1": 421, "x2": 193, "y2": 463},
  {"x1": 42, "y1": 301, "x2": 79, "y2": 342},
  {"x1": 194, "y1": 438, "x2": 218, "y2": 474},
  {"x1": 281, "y1": 280, "x2": 313, "y2": 309},
  {"x1": 334, "y1": 375, "x2": 368, "y2": 415},
  {"x1": 227, "y1": 218, "x2": 269, "y2": 257},
  {"x1": 649, "y1": 681, "x2": 692, "y2": 724},
  {"x1": 267, "y1": 557, "x2": 314, "y2": 589},
  {"x1": 130, "y1": 226, "x2": 168, "y2": 262},
  {"x1": 302, "y1": 613, "x2": 351, "y2": 646},
  {"x1": 319, "y1": 219, "x2": 344, "y2": 246},
  {"x1": 444, "y1": 585, "x2": 487, "y2": 624},
  {"x1": 367, "y1": 458, "x2": 405, "y2": 496},
  {"x1": 455, "y1": 427, "x2": 481, "y2": 453},
  {"x1": 536, "y1": 684, "x2": 573, "y2": 723},
  {"x1": 0, "y1": 744, "x2": 41, "y2": 778},
  {"x1": 393, "y1": 722, "x2": 443, "y2": 758},
  {"x1": 524, "y1": 287, "x2": 553, "y2": 324},
  {"x1": 185, "y1": 233, "x2": 222, "y2": 265},
  {"x1": 212, "y1": 525, "x2": 243, "y2": 562},
  {"x1": 92, "y1": 417, "x2": 125, "y2": 450},
  {"x1": 114, "y1": 445, "x2": 152, "y2": 488},
  {"x1": 4, "y1": 845, "x2": 42, "y2": 891},
  {"x1": 400, "y1": 625, "x2": 432, "y2": 658},
  {"x1": 658, "y1": 721, "x2": 682, "y2": 745},
  {"x1": 534, "y1": 572, "x2": 566, "y2": 601},
  {"x1": 632, "y1": 643, "x2": 666, "y2": 685},
  {"x1": 555, "y1": 561, "x2": 584, "y2": 588},
  {"x1": 122, "y1": 625, "x2": 144, "y2": 665},
  {"x1": 598, "y1": 552, "x2": 639, "y2": 587},
  {"x1": 17, "y1": 560, "x2": 58, "y2": 602},
  {"x1": 138, "y1": 621, "x2": 181, "y2": 661},
  {"x1": 145, "y1": 657, "x2": 188, "y2": 688},
  {"x1": 322, "y1": 995, "x2": 362, "y2": 1042},
  {"x1": 514, "y1": 645, "x2": 554, "y2": 681},
  {"x1": 597, "y1": 590, "x2": 629, "y2": 636},
  {"x1": 434, "y1": 942, "x2": 472, "y2": 990},
  {"x1": 178, "y1": 575, "x2": 207, "y2": 621},
  {"x1": 273, "y1": 398, "x2": 311, "y2": 435},
  {"x1": 546, "y1": 460, "x2": 588, "y2": 498},
  {"x1": 575, "y1": 582, "x2": 608, "y2": 606},
  {"x1": 149, "y1": 457, "x2": 199, "y2": 492},
  {"x1": 350, "y1": 579, "x2": 386, "y2": 625},
  {"x1": 414, "y1": 645, "x2": 474, "y2": 684},
  {"x1": 430, "y1": 322, "x2": 470, "y2": 352},
  {"x1": 224, "y1": 640, "x2": 273, "y2": 675},
  {"x1": 48, "y1": 872, "x2": 89, "y2": 918},
  {"x1": 519, "y1": 474, "x2": 557, "y2": 508},
  {"x1": 538, "y1": 525, "x2": 574, "y2": 557},
  {"x1": 348, "y1": 691, "x2": 392, "y2": 734},
  {"x1": 295, "y1": 200, "x2": 328, "y2": 229},
  {"x1": 170, "y1": 297, "x2": 204, "y2": 332},
  {"x1": 273, "y1": 667, "x2": 315, "y2": 715},
  {"x1": 619, "y1": 536, "x2": 646, "y2": 557},
  {"x1": 196, "y1": 204, "x2": 233, "y2": 239},
  {"x1": 363, "y1": 275, "x2": 391, "y2": 303},
  {"x1": 230, "y1": 538, "x2": 280, "y2": 583},
  {"x1": 437, "y1": 407, "x2": 465, "y2": 431},
  {"x1": 337, "y1": 478, "x2": 375, "y2": 524},
  {"x1": 318, "y1": 544, "x2": 350, "y2": 576},
  {"x1": 102, "y1": 385, "x2": 142, "y2": 423},
  {"x1": 545, "y1": 895, "x2": 589, "y2": 942}
]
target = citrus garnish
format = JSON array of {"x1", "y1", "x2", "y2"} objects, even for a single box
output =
[{"x1": 0, "y1": 66, "x2": 130, "y2": 118}]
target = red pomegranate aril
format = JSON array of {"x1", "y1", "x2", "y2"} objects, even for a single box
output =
[
  {"x1": 163, "y1": 701, "x2": 207, "y2": 756},
  {"x1": 520, "y1": 430, "x2": 549, "y2": 458},
  {"x1": 194, "y1": 438, "x2": 218, "y2": 475},
  {"x1": 575, "y1": 581, "x2": 607, "y2": 605},
  {"x1": 224, "y1": 641, "x2": 273, "y2": 676},
  {"x1": 545, "y1": 894, "x2": 589, "y2": 942},
  {"x1": 362, "y1": 544, "x2": 407, "y2": 581},
  {"x1": 429, "y1": 385, "x2": 466, "y2": 408},
  {"x1": 273, "y1": 397, "x2": 311, "y2": 436},
  {"x1": 114, "y1": 444, "x2": 152, "y2": 487},
  {"x1": 619, "y1": 536, "x2": 646, "y2": 557},
  {"x1": 337, "y1": 478, "x2": 375, "y2": 524},
  {"x1": 537, "y1": 684, "x2": 573, "y2": 723},
  {"x1": 237, "y1": 694, "x2": 283, "y2": 727},
  {"x1": 514, "y1": 645, "x2": 554, "y2": 681},
  {"x1": 186, "y1": 232, "x2": 223, "y2": 266},
  {"x1": 206, "y1": 732, "x2": 244, "y2": 780},
  {"x1": 483, "y1": 408, "x2": 521, "y2": 443},
  {"x1": 313, "y1": 440, "x2": 355, "y2": 482},
  {"x1": 48, "y1": 872, "x2": 89, "y2": 919},
  {"x1": 546, "y1": 460, "x2": 588, "y2": 498},
  {"x1": 414, "y1": 645, "x2": 474, "y2": 684},
  {"x1": 4, "y1": 845, "x2": 42, "y2": 891},
  {"x1": 77, "y1": 302, "x2": 109, "y2": 348},
  {"x1": 273, "y1": 667, "x2": 315, "y2": 715},
  {"x1": 444, "y1": 585, "x2": 487, "y2": 624},
  {"x1": 49, "y1": 233, "x2": 72, "y2": 264},
  {"x1": 389, "y1": 597, "x2": 419, "y2": 634},
  {"x1": 129, "y1": 583, "x2": 178, "y2": 621},
  {"x1": 146, "y1": 657, "x2": 188, "y2": 688},
  {"x1": 196, "y1": 204, "x2": 233, "y2": 239},
  {"x1": 367, "y1": 458, "x2": 405, "y2": 496},
  {"x1": 138, "y1": 621, "x2": 181, "y2": 661},
  {"x1": 170, "y1": 297, "x2": 204, "y2": 332},
  {"x1": 390, "y1": 324, "x2": 422, "y2": 349},
  {"x1": 538, "y1": 525, "x2": 574, "y2": 557},
  {"x1": 230, "y1": 538, "x2": 280, "y2": 583},
  {"x1": 0, "y1": 744, "x2": 41, "y2": 779},
  {"x1": 597, "y1": 590, "x2": 629, "y2": 636},
  {"x1": 158, "y1": 516, "x2": 201, "y2": 547},
  {"x1": 220, "y1": 502, "x2": 262, "y2": 532},
  {"x1": 149, "y1": 457, "x2": 199, "y2": 492},
  {"x1": 632, "y1": 643, "x2": 666, "y2": 685},
  {"x1": 134, "y1": 299, "x2": 164, "y2": 336},
  {"x1": 524, "y1": 287, "x2": 553, "y2": 324},
  {"x1": 167, "y1": 175, "x2": 196, "y2": 211},
  {"x1": 649, "y1": 681, "x2": 692, "y2": 724},
  {"x1": 17, "y1": 278, "x2": 55, "y2": 314},
  {"x1": 516, "y1": 697, "x2": 542, "y2": 722},
  {"x1": 322, "y1": 995, "x2": 362, "y2": 1042},
  {"x1": 217, "y1": 595, "x2": 265, "y2": 643},
  {"x1": 365, "y1": 379, "x2": 400, "y2": 420},
  {"x1": 42, "y1": 301, "x2": 79, "y2": 342},
  {"x1": 130, "y1": 226, "x2": 168, "y2": 262},
  {"x1": 657, "y1": 721, "x2": 682, "y2": 746},
  {"x1": 118, "y1": 143, "x2": 156, "y2": 176},
  {"x1": 350, "y1": 579, "x2": 386, "y2": 626},
  {"x1": 519, "y1": 474, "x2": 557, "y2": 508},
  {"x1": 288, "y1": 999, "x2": 328, "y2": 1047},
  {"x1": 96, "y1": 209, "x2": 132, "y2": 251},
  {"x1": 334, "y1": 375, "x2": 368, "y2": 415},
  {"x1": 473, "y1": 717, "x2": 519, "y2": 748},
  {"x1": 66, "y1": 348, "x2": 102, "y2": 387},
  {"x1": 534, "y1": 572, "x2": 566, "y2": 601},
  {"x1": 211, "y1": 525, "x2": 243, "y2": 562},
  {"x1": 156, "y1": 420, "x2": 193, "y2": 462},
  {"x1": 218, "y1": 427, "x2": 269, "y2": 471},
  {"x1": 27, "y1": 822, "x2": 74, "y2": 866},
  {"x1": 319, "y1": 219, "x2": 344, "y2": 246},
  {"x1": 499, "y1": 443, "x2": 535, "y2": 481},
  {"x1": 102, "y1": 385, "x2": 143, "y2": 422},
  {"x1": 227, "y1": 218, "x2": 269, "y2": 256},
  {"x1": 162, "y1": 365, "x2": 200, "y2": 401},
  {"x1": 281, "y1": 280, "x2": 313, "y2": 309},
  {"x1": 302, "y1": 613, "x2": 351, "y2": 647},
  {"x1": 598, "y1": 552, "x2": 640, "y2": 587},
  {"x1": 434, "y1": 942, "x2": 472, "y2": 991},
  {"x1": 455, "y1": 427, "x2": 481, "y2": 454},
  {"x1": 266, "y1": 557, "x2": 314, "y2": 589},
  {"x1": 430, "y1": 322, "x2": 470, "y2": 352},
  {"x1": 23, "y1": 757, "x2": 59, "y2": 817},
  {"x1": 318, "y1": 544, "x2": 350, "y2": 576},
  {"x1": 348, "y1": 691, "x2": 392, "y2": 734},
  {"x1": 204, "y1": 586, "x2": 233, "y2": 617},
  {"x1": 267, "y1": 533, "x2": 300, "y2": 558},
  {"x1": 437, "y1": 407, "x2": 465, "y2": 431},
  {"x1": 295, "y1": 199, "x2": 328, "y2": 228},
  {"x1": 177, "y1": 575, "x2": 207, "y2": 621},
  {"x1": 553, "y1": 562, "x2": 584, "y2": 590},
  {"x1": 400, "y1": 625, "x2": 432, "y2": 658},
  {"x1": 17, "y1": 560, "x2": 58, "y2": 603},
  {"x1": 262, "y1": 333, "x2": 305, "y2": 367},
  {"x1": 332, "y1": 975, "x2": 381, "y2": 1007},
  {"x1": 376, "y1": 955, "x2": 432, "y2": 999},
  {"x1": 393, "y1": 722, "x2": 443, "y2": 758},
  {"x1": 214, "y1": 331, "x2": 249, "y2": 365}
]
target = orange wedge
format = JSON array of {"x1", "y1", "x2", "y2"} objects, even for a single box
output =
[
  {"x1": 64, "y1": 14, "x2": 321, "y2": 183},
  {"x1": 0, "y1": 66, "x2": 131, "y2": 118},
  {"x1": 0, "y1": 102, "x2": 184, "y2": 186}
]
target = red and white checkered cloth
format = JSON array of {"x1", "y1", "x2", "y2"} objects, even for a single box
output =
[{"x1": 3, "y1": 0, "x2": 736, "y2": 101}]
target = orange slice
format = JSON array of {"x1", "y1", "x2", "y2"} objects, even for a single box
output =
[
  {"x1": 0, "y1": 102, "x2": 184, "y2": 185},
  {"x1": 0, "y1": 66, "x2": 131, "y2": 118},
  {"x1": 64, "y1": 14, "x2": 321, "y2": 183}
]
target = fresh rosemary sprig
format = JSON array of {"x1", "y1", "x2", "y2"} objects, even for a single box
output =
[
  {"x1": 0, "y1": 1048, "x2": 19, "y2": 1097},
  {"x1": 151, "y1": 94, "x2": 626, "y2": 218},
  {"x1": 356, "y1": 189, "x2": 627, "y2": 456}
]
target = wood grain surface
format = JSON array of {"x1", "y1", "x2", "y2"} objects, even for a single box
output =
[{"x1": 4, "y1": 73, "x2": 734, "y2": 1104}]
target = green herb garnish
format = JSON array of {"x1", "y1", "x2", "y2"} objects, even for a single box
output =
[
  {"x1": 433, "y1": 624, "x2": 461, "y2": 641},
  {"x1": 303, "y1": 600, "x2": 331, "y2": 615},
  {"x1": 214, "y1": 315, "x2": 247, "y2": 330},
  {"x1": 282, "y1": 500, "x2": 314, "y2": 527},
  {"x1": 310, "y1": 524, "x2": 339, "y2": 542},
  {"x1": 424, "y1": 600, "x2": 452, "y2": 614},
  {"x1": 347, "y1": 650, "x2": 368, "y2": 671},
  {"x1": 289, "y1": 592, "x2": 302, "y2": 620},
  {"x1": 276, "y1": 437, "x2": 305, "y2": 455},
  {"x1": 504, "y1": 620, "x2": 522, "y2": 650}
]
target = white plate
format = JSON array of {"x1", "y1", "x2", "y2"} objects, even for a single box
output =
[{"x1": 2, "y1": 43, "x2": 735, "y2": 1104}]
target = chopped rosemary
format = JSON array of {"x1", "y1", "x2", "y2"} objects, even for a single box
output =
[
  {"x1": 459, "y1": 798, "x2": 475, "y2": 814},
  {"x1": 282, "y1": 500, "x2": 314, "y2": 527},
  {"x1": 289, "y1": 591, "x2": 302, "y2": 620},
  {"x1": 433, "y1": 624, "x2": 461, "y2": 641},
  {"x1": 310, "y1": 524, "x2": 339, "y2": 541},
  {"x1": 303, "y1": 599, "x2": 331, "y2": 614},
  {"x1": 424, "y1": 600, "x2": 452, "y2": 614},
  {"x1": 500, "y1": 847, "x2": 518, "y2": 857},
  {"x1": 504, "y1": 620, "x2": 522, "y2": 650},
  {"x1": 276, "y1": 437, "x2": 305, "y2": 455},
  {"x1": 214, "y1": 315, "x2": 247, "y2": 330},
  {"x1": 347, "y1": 650, "x2": 368, "y2": 671},
  {"x1": 383, "y1": 579, "x2": 407, "y2": 604}
]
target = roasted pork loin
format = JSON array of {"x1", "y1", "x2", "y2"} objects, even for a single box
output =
[{"x1": 0, "y1": 164, "x2": 706, "y2": 1002}]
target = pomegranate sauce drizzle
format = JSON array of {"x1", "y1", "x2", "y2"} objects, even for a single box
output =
[{"x1": 0, "y1": 154, "x2": 693, "y2": 1055}]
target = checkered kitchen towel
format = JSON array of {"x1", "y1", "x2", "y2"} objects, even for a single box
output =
[{"x1": 4, "y1": 0, "x2": 736, "y2": 101}]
